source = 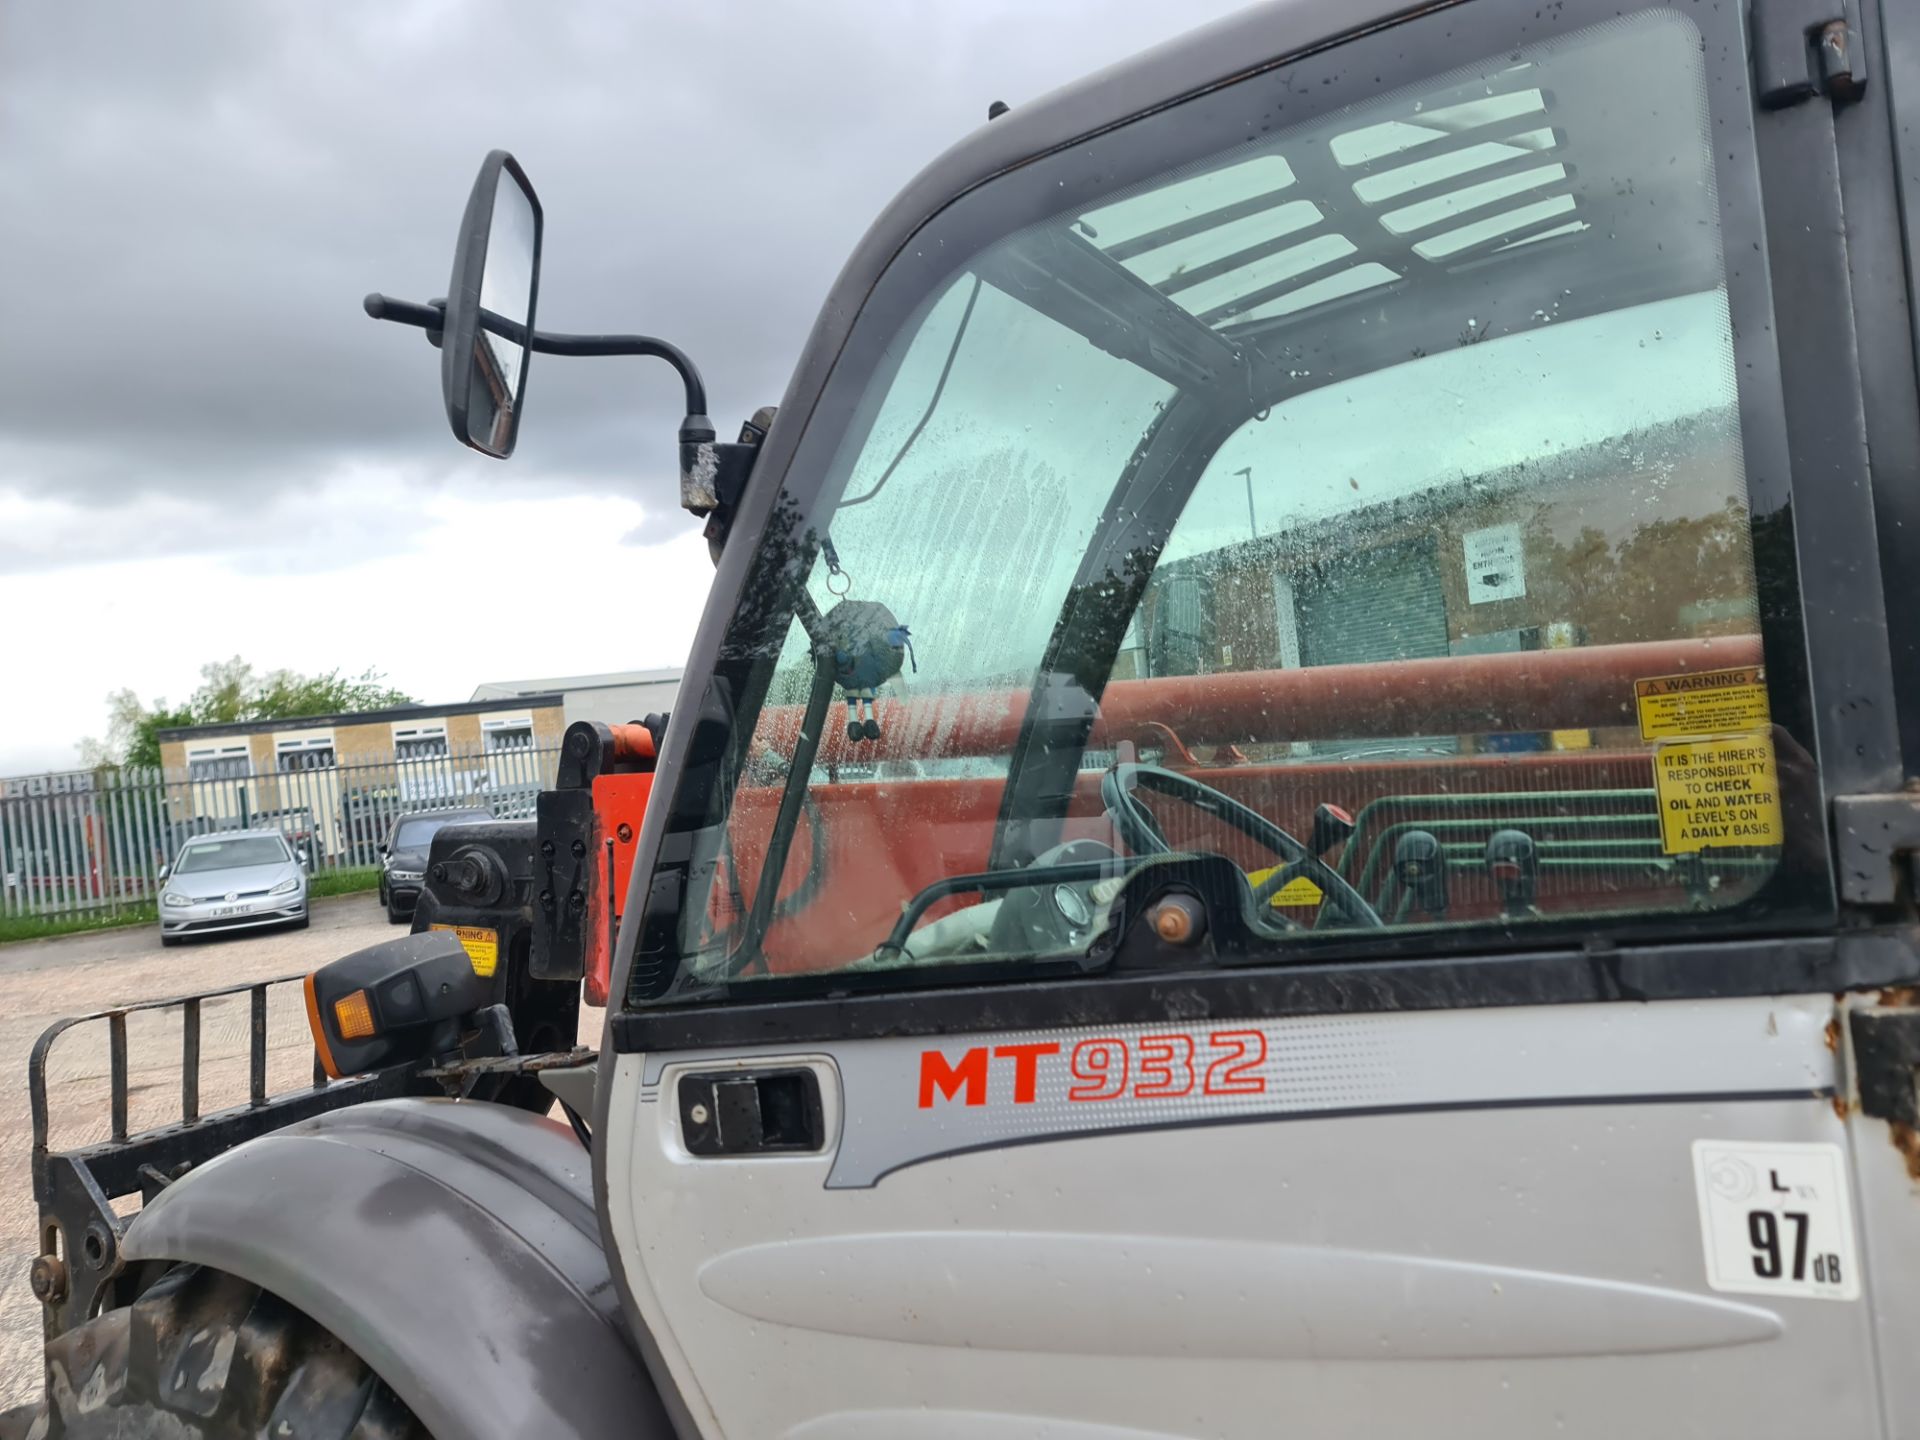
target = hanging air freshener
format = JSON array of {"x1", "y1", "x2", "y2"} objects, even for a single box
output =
[{"x1": 822, "y1": 598, "x2": 915, "y2": 741}]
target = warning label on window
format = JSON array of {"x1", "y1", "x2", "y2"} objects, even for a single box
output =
[
  {"x1": 1247, "y1": 867, "x2": 1323, "y2": 907},
  {"x1": 1635, "y1": 666, "x2": 1769, "y2": 741},
  {"x1": 1654, "y1": 734, "x2": 1782, "y2": 853}
]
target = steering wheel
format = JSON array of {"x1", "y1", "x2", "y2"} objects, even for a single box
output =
[
  {"x1": 986, "y1": 838, "x2": 1124, "y2": 957},
  {"x1": 1099, "y1": 763, "x2": 1382, "y2": 929}
]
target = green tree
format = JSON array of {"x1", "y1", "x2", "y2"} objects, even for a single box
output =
[{"x1": 84, "y1": 659, "x2": 416, "y2": 771}]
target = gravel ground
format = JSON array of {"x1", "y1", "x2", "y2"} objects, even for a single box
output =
[{"x1": 0, "y1": 894, "x2": 466, "y2": 1410}]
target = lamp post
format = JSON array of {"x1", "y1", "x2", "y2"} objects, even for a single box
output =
[{"x1": 1235, "y1": 466, "x2": 1257, "y2": 538}]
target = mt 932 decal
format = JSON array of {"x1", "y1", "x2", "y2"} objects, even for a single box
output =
[{"x1": 918, "y1": 1031, "x2": 1268, "y2": 1108}]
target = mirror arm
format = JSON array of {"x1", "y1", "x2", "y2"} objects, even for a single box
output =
[
  {"x1": 364, "y1": 293, "x2": 445, "y2": 332},
  {"x1": 504, "y1": 319, "x2": 721, "y2": 515},
  {"x1": 365, "y1": 293, "x2": 709, "y2": 416},
  {"x1": 522, "y1": 330, "x2": 708, "y2": 417},
  {"x1": 364, "y1": 289, "x2": 721, "y2": 502}
]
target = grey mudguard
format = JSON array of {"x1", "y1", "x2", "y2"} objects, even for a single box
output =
[{"x1": 120, "y1": 1096, "x2": 673, "y2": 1440}]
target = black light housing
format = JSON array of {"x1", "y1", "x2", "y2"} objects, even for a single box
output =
[{"x1": 304, "y1": 931, "x2": 492, "y2": 1079}]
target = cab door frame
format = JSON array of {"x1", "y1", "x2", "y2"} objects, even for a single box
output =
[{"x1": 599, "y1": 0, "x2": 1920, "y2": 1434}]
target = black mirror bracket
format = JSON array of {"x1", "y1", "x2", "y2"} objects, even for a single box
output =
[{"x1": 685, "y1": 407, "x2": 777, "y2": 563}]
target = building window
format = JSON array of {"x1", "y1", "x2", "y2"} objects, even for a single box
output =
[
  {"x1": 186, "y1": 745, "x2": 250, "y2": 782},
  {"x1": 276, "y1": 736, "x2": 337, "y2": 772},
  {"x1": 393, "y1": 724, "x2": 449, "y2": 761},
  {"x1": 484, "y1": 723, "x2": 534, "y2": 751}
]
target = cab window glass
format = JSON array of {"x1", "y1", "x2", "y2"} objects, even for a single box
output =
[{"x1": 657, "y1": 8, "x2": 1803, "y2": 1000}]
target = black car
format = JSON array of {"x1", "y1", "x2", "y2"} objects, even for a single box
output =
[{"x1": 377, "y1": 808, "x2": 492, "y2": 923}]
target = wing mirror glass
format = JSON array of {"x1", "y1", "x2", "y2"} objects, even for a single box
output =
[
  {"x1": 441, "y1": 151, "x2": 542, "y2": 458},
  {"x1": 157, "y1": 864, "x2": 171, "y2": 883}
]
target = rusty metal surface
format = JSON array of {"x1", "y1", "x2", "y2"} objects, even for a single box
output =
[{"x1": 422, "y1": 1045, "x2": 595, "y2": 1082}]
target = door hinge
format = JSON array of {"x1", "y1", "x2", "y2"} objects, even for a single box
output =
[
  {"x1": 1832, "y1": 791, "x2": 1920, "y2": 905},
  {"x1": 1752, "y1": 0, "x2": 1867, "y2": 109},
  {"x1": 1850, "y1": 1005, "x2": 1920, "y2": 1126}
]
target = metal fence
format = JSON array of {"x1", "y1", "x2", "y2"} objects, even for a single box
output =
[{"x1": 0, "y1": 743, "x2": 559, "y2": 920}]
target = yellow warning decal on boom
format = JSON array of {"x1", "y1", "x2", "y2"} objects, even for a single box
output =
[{"x1": 431, "y1": 923, "x2": 499, "y2": 978}]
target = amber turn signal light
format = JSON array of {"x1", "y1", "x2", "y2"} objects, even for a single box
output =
[{"x1": 333, "y1": 989, "x2": 377, "y2": 1040}]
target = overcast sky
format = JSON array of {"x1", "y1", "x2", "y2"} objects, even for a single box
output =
[{"x1": 0, "y1": 0, "x2": 1248, "y2": 776}]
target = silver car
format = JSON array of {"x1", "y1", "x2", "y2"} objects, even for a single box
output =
[{"x1": 158, "y1": 829, "x2": 310, "y2": 947}]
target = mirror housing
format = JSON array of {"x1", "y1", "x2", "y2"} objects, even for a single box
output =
[
  {"x1": 441, "y1": 150, "x2": 543, "y2": 458},
  {"x1": 157, "y1": 864, "x2": 170, "y2": 883},
  {"x1": 303, "y1": 930, "x2": 492, "y2": 1079}
]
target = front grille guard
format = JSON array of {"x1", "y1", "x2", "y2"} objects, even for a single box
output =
[{"x1": 26, "y1": 973, "x2": 423, "y2": 1339}]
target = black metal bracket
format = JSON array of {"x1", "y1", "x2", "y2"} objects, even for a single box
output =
[
  {"x1": 1831, "y1": 791, "x2": 1920, "y2": 905},
  {"x1": 1752, "y1": 0, "x2": 1867, "y2": 109},
  {"x1": 533, "y1": 788, "x2": 596, "y2": 980},
  {"x1": 694, "y1": 407, "x2": 778, "y2": 560},
  {"x1": 28, "y1": 972, "x2": 428, "y2": 1339}
]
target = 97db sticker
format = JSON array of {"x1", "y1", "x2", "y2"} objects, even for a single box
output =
[
  {"x1": 431, "y1": 923, "x2": 498, "y2": 978},
  {"x1": 1692, "y1": 1140, "x2": 1859, "y2": 1301}
]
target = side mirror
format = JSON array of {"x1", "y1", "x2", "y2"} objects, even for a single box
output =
[
  {"x1": 441, "y1": 150, "x2": 542, "y2": 458},
  {"x1": 296, "y1": 847, "x2": 311, "y2": 868},
  {"x1": 157, "y1": 864, "x2": 171, "y2": 883},
  {"x1": 377, "y1": 843, "x2": 388, "y2": 856}
]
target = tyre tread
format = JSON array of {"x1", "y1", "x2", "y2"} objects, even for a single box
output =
[{"x1": 35, "y1": 1265, "x2": 425, "y2": 1440}]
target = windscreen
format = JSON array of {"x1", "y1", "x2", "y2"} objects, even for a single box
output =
[
  {"x1": 641, "y1": 10, "x2": 1813, "y2": 1004},
  {"x1": 395, "y1": 816, "x2": 458, "y2": 850},
  {"x1": 177, "y1": 837, "x2": 289, "y2": 873}
]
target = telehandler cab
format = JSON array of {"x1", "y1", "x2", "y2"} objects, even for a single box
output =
[{"x1": 15, "y1": 0, "x2": 1920, "y2": 1435}]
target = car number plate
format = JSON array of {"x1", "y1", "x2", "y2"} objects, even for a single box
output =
[{"x1": 211, "y1": 905, "x2": 248, "y2": 917}]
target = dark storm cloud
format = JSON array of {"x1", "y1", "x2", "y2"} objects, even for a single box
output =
[{"x1": 0, "y1": 0, "x2": 1246, "y2": 541}]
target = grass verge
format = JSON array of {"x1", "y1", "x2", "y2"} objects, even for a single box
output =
[
  {"x1": 310, "y1": 866, "x2": 381, "y2": 900},
  {"x1": 0, "y1": 905, "x2": 158, "y2": 945},
  {"x1": 0, "y1": 867, "x2": 382, "y2": 945}
]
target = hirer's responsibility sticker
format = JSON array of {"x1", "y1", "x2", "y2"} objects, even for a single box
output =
[
  {"x1": 1246, "y1": 866, "x2": 1323, "y2": 906},
  {"x1": 1692, "y1": 1140, "x2": 1859, "y2": 1300},
  {"x1": 1654, "y1": 733, "x2": 1782, "y2": 853},
  {"x1": 1635, "y1": 665, "x2": 1769, "y2": 741},
  {"x1": 431, "y1": 923, "x2": 499, "y2": 978}
]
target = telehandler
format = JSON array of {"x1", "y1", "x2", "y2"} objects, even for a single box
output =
[{"x1": 14, "y1": 0, "x2": 1920, "y2": 1435}]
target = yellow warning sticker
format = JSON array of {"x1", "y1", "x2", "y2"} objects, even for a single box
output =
[
  {"x1": 1635, "y1": 666, "x2": 1769, "y2": 741},
  {"x1": 1247, "y1": 868, "x2": 1324, "y2": 907},
  {"x1": 431, "y1": 923, "x2": 499, "y2": 978},
  {"x1": 1653, "y1": 733, "x2": 1783, "y2": 854}
]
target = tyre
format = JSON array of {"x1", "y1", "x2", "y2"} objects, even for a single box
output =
[
  {"x1": 159, "y1": 932, "x2": 182, "y2": 949},
  {"x1": 28, "y1": 1263, "x2": 425, "y2": 1438},
  {"x1": 376, "y1": 877, "x2": 388, "y2": 909},
  {"x1": 294, "y1": 911, "x2": 312, "y2": 931},
  {"x1": 385, "y1": 897, "x2": 405, "y2": 925}
]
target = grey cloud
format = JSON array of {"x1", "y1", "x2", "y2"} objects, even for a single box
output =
[
  {"x1": 1, "y1": 0, "x2": 1247, "y2": 544},
  {"x1": 621, "y1": 508, "x2": 702, "y2": 549}
]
